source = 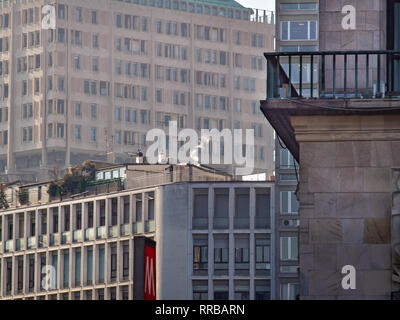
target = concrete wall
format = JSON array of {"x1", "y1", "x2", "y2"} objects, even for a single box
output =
[
  {"x1": 155, "y1": 183, "x2": 190, "y2": 299},
  {"x1": 293, "y1": 114, "x2": 400, "y2": 299}
]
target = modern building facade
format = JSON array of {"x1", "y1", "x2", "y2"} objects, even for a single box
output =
[
  {"x1": 0, "y1": 0, "x2": 275, "y2": 182},
  {"x1": 0, "y1": 163, "x2": 275, "y2": 300},
  {"x1": 263, "y1": 0, "x2": 400, "y2": 299},
  {"x1": 273, "y1": 137, "x2": 300, "y2": 300}
]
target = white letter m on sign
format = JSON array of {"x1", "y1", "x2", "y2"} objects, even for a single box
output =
[{"x1": 145, "y1": 256, "x2": 155, "y2": 297}]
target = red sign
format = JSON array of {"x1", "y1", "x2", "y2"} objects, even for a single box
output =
[{"x1": 144, "y1": 244, "x2": 156, "y2": 300}]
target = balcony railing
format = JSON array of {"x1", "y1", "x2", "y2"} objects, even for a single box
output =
[
  {"x1": 265, "y1": 50, "x2": 400, "y2": 100},
  {"x1": 27, "y1": 236, "x2": 36, "y2": 249},
  {"x1": 61, "y1": 231, "x2": 71, "y2": 244},
  {"x1": 133, "y1": 221, "x2": 143, "y2": 234},
  {"x1": 85, "y1": 228, "x2": 95, "y2": 241},
  {"x1": 16, "y1": 238, "x2": 24, "y2": 251},
  {"x1": 120, "y1": 223, "x2": 130, "y2": 236},
  {"x1": 5, "y1": 239, "x2": 13, "y2": 252},
  {"x1": 108, "y1": 225, "x2": 118, "y2": 238},
  {"x1": 145, "y1": 220, "x2": 155, "y2": 233},
  {"x1": 73, "y1": 230, "x2": 82, "y2": 242},
  {"x1": 96, "y1": 226, "x2": 106, "y2": 239}
]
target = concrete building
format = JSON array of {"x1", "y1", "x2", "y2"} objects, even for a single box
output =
[
  {"x1": 0, "y1": 0, "x2": 275, "y2": 182},
  {"x1": 0, "y1": 162, "x2": 275, "y2": 300},
  {"x1": 263, "y1": 0, "x2": 400, "y2": 299}
]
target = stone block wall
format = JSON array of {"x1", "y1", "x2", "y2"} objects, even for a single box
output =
[{"x1": 293, "y1": 114, "x2": 400, "y2": 299}]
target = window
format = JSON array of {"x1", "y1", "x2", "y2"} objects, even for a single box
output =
[
  {"x1": 281, "y1": 191, "x2": 299, "y2": 214},
  {"x1": 74, "y1": 55, "x2": 80, "y2": 70},
  {"x1": 57, "y1": 123, "x2": 64, "y2": 138},
  {"x1": 255, "y1": 238, "x2": 270, "y2": 270},
  {"x1": 281, "y1": 283, "x2": 300, "y2": 300},
  {"x1": 91, "y1": 104, "x2": 97, "y2": 119},
  {"x1": 76, "y1": 7, "x2": 82, "y2": 22},
  {"x1": 93, "y1": 34, "x2": 99, "y2": 48},
  {"x1": 280, "y1": 237, "x2": 298, "y2": 261},
  {"x1": 90, "y1": 127, "x2": 96, "y2": 142},
  {"x1": 193, "y1": 242, "x2": 208, "y2": 270},
  {"x1": 92, "y1": 10, "x2": 98, "y2": 24},
  {"x1": 75, "y1": 102, "x2": 81, "y2": 117},
  {"x1": 281, "y1": 21, "x2": 318, "y2": 41},
  {"x1": 75, "y1": 125, "x2": 81, "y2": 140}
]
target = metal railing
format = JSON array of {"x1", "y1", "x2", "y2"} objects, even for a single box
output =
[{"x1": 265, "y1": 50, "x2": 400, "y2": 100}]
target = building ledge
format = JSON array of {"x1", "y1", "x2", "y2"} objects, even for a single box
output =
[{"x1": 260, "y1": 98, "x2": 400, "y2": 162}]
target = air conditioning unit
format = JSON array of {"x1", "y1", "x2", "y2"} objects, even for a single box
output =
[{"x1": 281, "y1": 219, "x2": 300, "y2": 227}]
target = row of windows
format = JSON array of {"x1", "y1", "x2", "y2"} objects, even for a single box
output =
[
  {"x1": 155, "y1": 66, "x2": 190, "y2": 84},
  {"x1": 21, "y1": 31, "x2": 40, "y2": 49},
  {"x1": 56, "y1": 4, "x2": 98, "y2": 25},
  {"x1": 17, "y1": 55, "x2": 40, "y2": 73},
  {"x1": 0, "y1": 195, "x2": 154, "y2": 242},
  {"x1": 115, "y1": 0, "x2": 254, "y2": 22},
  {"x1": 116, "y1": 37, "x2": 147, "y2": 55},
  {"x1": 116, "y1": 13, "x2": 148, "y2": 31},
  {"x1": 193, "y1": 280, "x2": 270, "y2": 300},
  {"x1": 193, "y1": 235, "x2": 270, "y2": 273},
  {"x1": 115, "y1": 61, "x2": 150, "y2": 79},
  {"x1": 0, "y1": 242, "x2": 130, "y2": 297}
]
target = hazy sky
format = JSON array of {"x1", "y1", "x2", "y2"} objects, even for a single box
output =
[{"x1": 236, "y1": 0, "x2": 275, "y2": 11}]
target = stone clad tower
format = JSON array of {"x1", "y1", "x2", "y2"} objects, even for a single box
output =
[{"x1": 263, "y1": 0, "x2": 400, "y2": 299}]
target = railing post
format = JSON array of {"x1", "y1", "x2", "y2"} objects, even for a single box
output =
[
  {"x1": 377, "y1": 53, "x2": 381, "y2": 98},
  {"x1": 310, "y1": 54, "x2": 314, "y2": 98},
  {"x1": 366, "y1": 54, "x2": 370, "y2": 97},
  {"x1": 321, "y1": 54, "x2": 325, "y2": 98},
  {"x1": 355, "y1": 54, "x2": 358, "y2": 97},
  {"x1": 332, "y1": 54, "x2": 336, "y2": 97},
  {"x1": 289, "y1": 55, "x2": 292, "y2": 98},
  {"x1": 299, "y1": 55, "x2": 303, "y2": 97},
  {"x1": 344, "y1": 54, "x2": 347, "y2": 98}
]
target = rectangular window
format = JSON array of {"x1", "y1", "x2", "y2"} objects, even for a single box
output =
[
  {"x1": 280, "y1": 237, "x2": 298, "y2": 261},
  {"x1": 281, "y1": 191, "x2": 299, "y2": 214},
  {"x1": 281, "y1": 21, "x2": 318, "y2": 41}
]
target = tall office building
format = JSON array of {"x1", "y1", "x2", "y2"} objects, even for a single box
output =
[
  {"x1": 271, "y1": 0, "x2": 319, "y2": 300},
  {"x1": 0, "y1": 163, "x2": 274, "y2": 300},
  {"x1": 0, "y1": 0, "x2": 275, "y2": 181}
]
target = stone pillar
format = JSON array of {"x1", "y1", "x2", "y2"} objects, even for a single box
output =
[
  {"x1": 291, "y1": 114, "x2": 400, "y2": 300},
  {"x1": 392, "y1": 168, "x2": 400, "y2": 299}
]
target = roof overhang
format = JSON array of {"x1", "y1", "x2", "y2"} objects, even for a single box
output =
[{"x1": 260, "y1": 98, "x2": 400, "y2": 162}]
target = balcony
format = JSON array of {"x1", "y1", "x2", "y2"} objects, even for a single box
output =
[
  {"x1": 145, "y1": 220, "x2": 155, "y2": 233},
  {"x1": 108, "y1": 225, "x2": 118, "y2": 238},
  {"x1": 265, "y1": 50, "x2": 400, "y2": 100},
  {"x1": 255, "y1": 217, "x2": 270, "y2": 229},
  {"x1": 39, "y1": 235, "x2": 48, "y2": 247},
  {"x1": 50, "y1": 233, "x2": 60, "y2": 246},
  {"x1": 120, "y1": 223, "x2": 130, "y2": 236},
  {"x1": 96, "y1": 226, "x2": 106, "y2": 239},
  {"x1": 73, "y1": 230, "x2": 82, "y2": 242},
  {"x1": 61, "y1": 231, "x2": 71, "y2": 244},
  {"x1": 16, "y1": 238, "x2": 25, "y2": 251},
  {"x1": 193, "y1": 218, "x2": 208, "y2": 230},
  {"x1": 5, "y1": 239, "x2": 13, "y2": 252},
  {"x1": 85, "y1": 228, "x2": 95, "y2": 241},
  {"x1": 133, "y1": 221, "x2": 143, "y2": 234},
  {"x1": 27, "y1": 236, "x2": 36, "y2": 249},
  {"x1": 213, "y1": 217, "x2": 229, "y2": 229},
  {"x1": 234, "y1": 217, "x2": 249, "y2": 229}
]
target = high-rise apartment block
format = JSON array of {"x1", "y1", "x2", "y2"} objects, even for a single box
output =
[{"x1": 0, "y1": 0, "x2": 275, "y2": 181}]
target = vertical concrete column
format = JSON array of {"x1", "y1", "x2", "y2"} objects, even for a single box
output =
[
  {"x1": 270, "y1": 185, "x2": 276, "y2": 300},
  {"x1": 249, "y1": 187, "x2": 255, "y2": 300},
  {"x1": 207, "y1": 186, "x2": 214, "y2": 299},
  {"x1": 117, "y1": 196, "x2": 121, "y2": 237},
  {"x1": 228, "y1": 186, "x2": 234, "y2": 299}
]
